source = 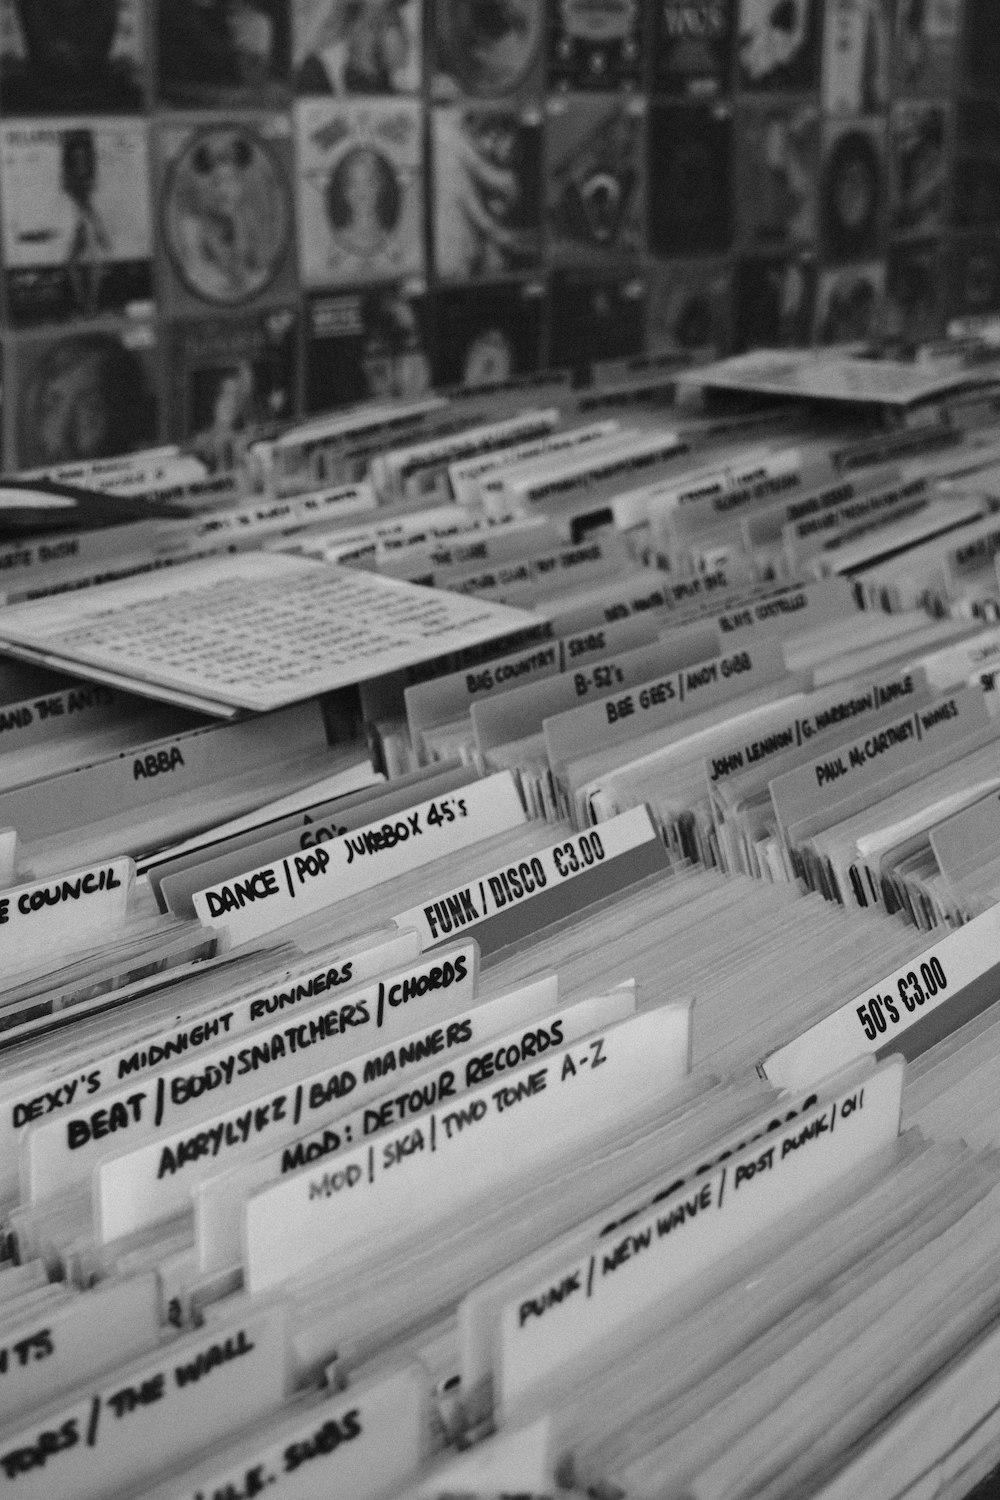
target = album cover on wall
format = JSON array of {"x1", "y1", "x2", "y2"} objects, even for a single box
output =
[
  {"x1": 546, "y1": 95, "x2": 645, "y2": 262},
  {"x1": 645, "y1": 257, "x2": 731, "y2": 359},
  {"x1": 736, "y1": 0, "x2": 822, "y2": 91},
  {"x1": 294, "y1": 97, "x2": 423, "y2": 286},
  {"x1": 0, "y1": 118, "x2": 153, "y2": 327},
  {"x1": 821, "y1": 0, "x2": 890, "y2": 116},
  {"x1": 155, "y1": 113, "x2": 297, "y2": 320},
  {"x1": 0, "y1": 0, "x2": 145, "y2": 112},
  {"x1": 820, "y1": 117, "x2": 885, "y2": 262},
  {"x1": 156, "y1": 0, "x2": 292, "y2": 108},
  {"x1": 432, "y1": 0, "x2": 544, "y2": 103},
  {"x1": 814, "y1": 259, "x2": 886, "y2": 344},
  {"x1": 652, "y1": 0, "x2": 733, "y2": 96},
  {"x1": 548, "y1": 265, "x2": 644, "y2": 368},
  {"x1": 647, "y1": 102, "x2": 731, "y2": 256},
  {"x1": 952, "y1": 96, "x2": 1000, "y2": 230},
  {"x1": 433, "y1": 277, "x2": 544, "y2": 387},
  {"x1": 894, "y1": 0, "x2": 960, "y2": 96},
  {"x1": 168, "y1": 307, "x2": 299, "y2": 465},
  {"x1": 548, "y1": 0, "x2": 643, "y2": 92},
  {"x1": 431, "y1": 104, "x2": 542, "y2": 280},
  {"x1": 886, "y1": 240, "x2": 945, "y2": 345},
  {"x1": 889, "y1": 101, "x2": 947, "y2": 238},
  {"x1": 291, "y1": 0, "x2": 422, "y2": 95},
  {"x1": 946, "y1": 234, "x2": 1000, "y2": 325},
  {"x1": 735, "y1": 102, "x2": 819, "y2": 251},
  {"x1": 304, "y1": 283, "x2": 430, "y2": 410},
  {"x1": 6, "y1": 317, "x2": 160, "y2": 469},
  {"x1": 732, "y1": 253, "x2": 817, "y2": 351}
]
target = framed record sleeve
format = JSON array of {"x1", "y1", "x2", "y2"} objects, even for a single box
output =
[
  {"x1": 168, "y1": 307, "x2": 299, "y2": 462},
  {"x1": 735, "y1": 102, "x2": 819, "y2": 251},
  {"x1": 304, "y1": 283, "x2": 431, "y2": 410},
  {"x1": 889, "y1": 101, "x2": 948, "y2": 238},
  {"x1": 821, "y1": 0, "x2": 891, "y2": 117},
  {"x1": 155, "y1": 113, "x2": 297, "y2": 318},
  {"x1": 0, "y1": 0, "x2": 146, "y2": 112},
  {"x1": 548, "y1": 265, "x2": 645, "y2": 368},
  {"x1": 548, "y1": 0, "x2": 643, "y2": 92},
  {"x1": 814, "y1": 260, "x2": 886, "y2": 344},
  {"x1": 647, "y1": 102, "x2": 732, "y2": 256},
  {"x1": 546, "y1": 94, "x2": 645, "y2": 262},
  {"x1": 886, "y1": 240, "x2": 945, "y2": 345},
  {"x1": 292, "y1": 0, "x2": 423, "y2": 95},
  {"x1": 653, "y1": 0, "x2": 733, "y2": 97},
  {"x1": 0, "y1": 117, "x2": 154, "y2": 326},
  {"x1": 820, "y1": 117, "x2": 886, "y2": 262},
  {"x1": 294, "y1": 96, "x2": 424, "y2": 286},
  {"x1": 432, "y1": 0, "x2": 544, "y2": 104},
  {"x1": 736, "y1": 0, "x2": 822, "y2": 92},
  {"x1": 733, "y1": 253, "x2": 817, "y2": 350},
  {"x1": 156, "y1": 0, "x2": 292, "y2": 109},
  {"x1": 896, "y1": 0, "x2": 959, "y2": 96},
  {"x1": 645, "y1": 257, "x2": 731, "y2": 359},
  {"x1": 432, "y1": 104, "x2": 542, "y2": 280},
  {"x1": 433, "y1": 277, "x2": 544, "y2": 387}
]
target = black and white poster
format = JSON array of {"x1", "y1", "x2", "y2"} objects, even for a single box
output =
[{"x1": 0, "y1": 118, "x2": 153, "y2": 325}]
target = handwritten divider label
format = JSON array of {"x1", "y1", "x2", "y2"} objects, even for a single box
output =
[
  {"x1": 0, "y1": 929, "x2": 420, "y2": 1200},
  {"x1": 404, "y1": 643, "x2": 562, "y2": 756},
  {"x1": 762, "y1": 907, "x2": 1000, "y2": 1090},
  {"x1": 243, "y1": 1004, "x2": 692, "y2": 1295},
  {"x1": 768, "y1": 687, "x2": 991, "y2": 840},
  {"x1": 544, "y1": 642, "x2": 793, "y2": 772},
  {"x1": 193, "y1": 971, "x2": 567, "y2": 1273},
  {"x1": 191, "y1": 772, "x2": 527, "y2": 947},
  {"x1": 0, "y1": 1305, "x2": 287, "y2": 1500},
  {"x1": 0, "y1": 858, "x2": 132, "y2": 976},
  {"x1": 0, "y1": 1274, "x2": 158, "y2": 1426},
  {"x1": 23, "y1": 941, "x2": 479, "y2": 1204},
  {"x1": 393, "y1": 806, "x2": 660, "y2": 950},
  {"x1": 138, "y1": 1359, "x2": 430, "y2": 1500},
  {"x1": 491, "y1": 1058, "x2": 904, "y2": 1422},
  {"x1": 97, "y1": 969, "x2": 580, "y2": 1250}
]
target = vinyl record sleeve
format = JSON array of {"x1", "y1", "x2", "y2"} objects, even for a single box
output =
[
  {"x1": 814, "y1": 260, "x2": 886, "y2": 345},
  {"x1": 895, "y1": 0, "x2": 959, "y2": 96},
  {"x1": 732, "y1": 253, "x2": 817, "y2": 350},
  {"x1": 431, "y1": 104, "x2": 542, "y2": 280},
  {"x1": 886, "y1": 240, "x2": 945, "y2": 346},
  {"x1": 821, "y1": 0, "x2": 890, "y2": 116},
  {"x1": 0, "y1": 117, "x2": 153, "y2": 327},
  {"x1": 820, "y1": 117, "x2": 886, "y2": 262},
  {"x1": 156, "y1": 113, "x2": 297, "y2": 318},
  {"x1": 7, "y1": 318, "x2": 161, "y2": 471},
  {"x1": 0, "y1": 0, "x2": 145, "y2": 112},
  {"x1": 432, "y1": 0, "x2": 544, "y2": 103},
  {"x1": 645, "y1": 256, "x2": 731, "y2": 359},
  {"x1": 304, "y1": 283, "x2": 431, "y2": 411},
  {"x1": 548, "y1": 265, "x2": 645, "y2": 368},
  {"x1": 545, "y1": 94, "x2": 645, "y2": 262},
  {"x1": 168, "y1": 308, "x2": 299, "y2": 465},
  {"x1": 953, "y1": 97, "x2": 1000, "y2": 231},
  {"x1": 294, "y1": 96, "x2": 424, "y2": 286},
  {"x1": 889, "y1": 101, "x2": 948, "y2": 239},
  {"x1": 291, "y1": 0, "x2": 423, "y2": 95},
  {"x1": 652, "y1": 0, "x2": 733, "y2": 97},
  {"x1": 945, "y1": 235, "x2": 1000, "y2": 324},
  {"x1": 156, "y1": 0, "x2": 292, "y2": 108},
  {"x1": 433, "y1": 278, "x2": 544, "y2": 387},
  {"x1": 647, "y1": 102, "x2": 732, "y2": 256},
  {"x1": 548, "y1": 0, "x2": 643, "y2": 91},
  {"x1": 736, "y1": 0, "x2": 822, "y2": 91},
  {"x1": 735, "y1": 102, "x2": 819, "y2": 251}
]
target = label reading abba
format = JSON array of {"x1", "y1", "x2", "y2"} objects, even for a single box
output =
[
  {"x1": 0, "y1": 859, "x2": 131, "y2": 972},
  {"x1": 192, "y1": 773, "x2": 526, "y2": 945},
  {"x1": 244, "y1": 1005, "x2": 692, "y2": 1294},
  {"x1": 763, "y1": 906, "x2": 1000, "y2": 1090},
  {"x1": 0, "y1": 1307, "x2": 286, "y2": 1500},
  {"x1": 494, "y1": 1059, "x2": 904, "y2": 1418},
  {"x1": 394, "y1": 806, "x2": 658, "y2": 948},
  {"x1": 154, "y1": 1361, "x2": 427, "y2": 1500},
  {"x1": 24, "y1": 943, "x2": 477, "y2": 1204}
]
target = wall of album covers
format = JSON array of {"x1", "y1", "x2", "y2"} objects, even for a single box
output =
[{"x1": 0, "y1": 0, "x2": 995, "y2": 469}]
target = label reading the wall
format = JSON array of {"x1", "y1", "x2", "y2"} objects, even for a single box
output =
[{"x1": 192, "y1": 773, "x2": 526, "y2": 946}]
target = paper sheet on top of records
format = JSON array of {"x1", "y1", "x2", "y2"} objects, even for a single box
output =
[{"x1": 0, "y1": 552, "x2": 539, "y2": 716}]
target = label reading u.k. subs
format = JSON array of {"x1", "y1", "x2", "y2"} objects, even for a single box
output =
[
  {"x1": 0, "y1": 859, "x2": 132, "y2": 977},
  {"x1": 762, "y1": 905, "x2": 1000, "y2": 1091},
  {"x1": 138, "y1": 1359, "x2": 428, "y2": 1500},
  {"x1": 0, "y1": 1306, "x2": 286, "y2": 1500},
  {"x1": 243, "y1": 1004, "x2": 692, "y2": 1295},
  {"x1": 23, "y1": 943, "x2": 478, "y2": 1205},
  {"x1": 492, "y1": 1057, "x2": 903, "y2": 1421},
  {"x1": 191, "y1": 981, "x2": 629, "y2": 1275},
  {"x1": 393, "y1": 805, "x2": 659, "y2": 949},
  {"x1": 97, "y1": 971, "x2": 576, "y2": 1252},
  {"x1": 192, "y1": 772, "x2": 526, "y2": 947}
]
